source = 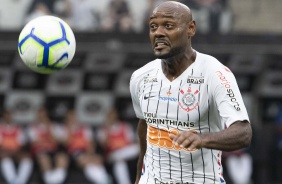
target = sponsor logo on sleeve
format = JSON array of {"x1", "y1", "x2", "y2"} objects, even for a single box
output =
[{"x1": 215, "y1": 71, "x2": 240, "y2": 111}]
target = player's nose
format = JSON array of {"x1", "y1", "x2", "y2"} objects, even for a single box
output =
[{"x1": 154, "y1": 26, "x2": 166, "y2": 37}]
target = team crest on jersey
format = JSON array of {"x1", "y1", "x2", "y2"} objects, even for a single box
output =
[
  {"x1": 187, "y1": 76, "x2": 204, "y2": 84},
  {"x1": 179, "y1": 87, "x2": 199, "y2": 112},
  {"x1": 144, "y1": 76, "x2": 158, "y2": 84}
]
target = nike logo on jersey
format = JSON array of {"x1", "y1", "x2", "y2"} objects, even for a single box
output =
[{"x1": 144, "y1": 95, "x2": 155, "y2": 100}]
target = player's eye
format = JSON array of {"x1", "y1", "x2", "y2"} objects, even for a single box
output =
[
  {"x1": 165, "y1": 23, "x2": 173, "y2": 29},
  {"x1": 150, "y1": 24, "x2": 157, "y2": 30}
]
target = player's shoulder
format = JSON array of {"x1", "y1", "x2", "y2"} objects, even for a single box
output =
[
  {"x1": 197, "y1": 52, "x2": 223, "y2": 67},
  {"x1": 196, "y1": 52, "x2": 229, "y2": 73},
  {"x1": 130, "y1": 59, "x2": 160, "y2": 83}
]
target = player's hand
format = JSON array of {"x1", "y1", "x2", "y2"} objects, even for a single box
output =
[{"x1": 169, "y1": 130, "x2": 203, "y2": 151}]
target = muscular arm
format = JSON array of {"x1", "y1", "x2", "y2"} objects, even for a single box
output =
[
  {"x1": 170, "y1": 120, "x2": 252, "y2": 152},
  {"x1": 135, "y1": 119, "x2": 147, "y2": 184},
  {"x1": 201, "y1": 120, "x2": 252, "y2": 151}
]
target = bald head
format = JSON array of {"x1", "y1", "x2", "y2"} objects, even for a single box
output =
[
  {"x1": 148, "y1": 1, "x2": 196, "y2": 59},
  {"x1": 152, "y1": 1, "x2": 193, "y2": 23}
]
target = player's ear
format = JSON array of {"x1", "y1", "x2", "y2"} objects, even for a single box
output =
[{"x1": 187, "y1": 20, "x2": 196, "y2": 37}]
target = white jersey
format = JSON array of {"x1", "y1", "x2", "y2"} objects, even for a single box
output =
[{"x1": 130, "y1": 51, "x2": 249, "y2": 184}]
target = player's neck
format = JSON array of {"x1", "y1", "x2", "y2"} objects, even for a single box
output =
[{"x1": 162, "y1": 50, "x2": 196, "y2": 81}]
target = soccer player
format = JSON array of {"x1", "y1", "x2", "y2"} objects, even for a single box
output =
[{"x1": 129, "y1": 1, "x2": 252, "y2": 184}]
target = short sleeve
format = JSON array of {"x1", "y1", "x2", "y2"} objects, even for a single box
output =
[
  {"x1": 129, "y1": 71, "x2": 144, "y2": 119},
  {"x1": 210, "y1": 66, "x2": 250, "y2": 128}
]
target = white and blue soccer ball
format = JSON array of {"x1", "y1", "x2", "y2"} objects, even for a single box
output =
[{"x1": 18, "y1": 16, "x2": 76, "y2": 74}]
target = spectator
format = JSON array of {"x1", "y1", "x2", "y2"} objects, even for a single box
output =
[
  {"x1": 24, "y1": 0, "x2": 56, "y2": 24},
  {"x1": 61, "y1": 109, "x2": 109, "y2": 184},
  {"x1": 100, "y1": 0, "x2": 133, "y2": 32},
  {"x1": 97, "y1": 108, "x2": 139, "y2": 184},
  {"x1": 0, "y1": 0, "x2": 32, "y2": 30},
  {"x1": 56, "y1": 0, "x2": 100, "y2": 32},
  {"x1": 0, "y1": 110, "x2": 33, "y2": 184},
  {"x1": 142, "y1": 0, "x2": 168, "y2": 31},
  {"x1": 27, "y1": 107, "x2": 68, "y2": 184},
  {"x1": 180, "y1": 0, "x2": 232, "y2": 33}
]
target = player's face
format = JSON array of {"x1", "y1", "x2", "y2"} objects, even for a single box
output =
[{"x1": 149, "y1": 9, "x2": 189, "y2": 59}]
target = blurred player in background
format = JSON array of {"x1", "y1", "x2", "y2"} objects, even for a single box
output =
[
  {"x1": 0, "y1": 110, "x2": 33, "y2": 184},
  {"x1": 27, "y1": 107, "x2": 68, "y2": 184},
  {"x1": 97, "y1": 108, "x2": 139, "y2": 184},
  {"x1": 224, "y1": 148, "x2": 252, "y2": 184},
  {"x1": 61, "y1": 109, "x2": 109, "y2": 184},
  {"x1": 130, "y1": 1, "x2": 252, "y2": 184}
]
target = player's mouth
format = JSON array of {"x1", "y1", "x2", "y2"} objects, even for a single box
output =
[{"x1": 154, "y1": 41, "x2": 169, "y2": 50}]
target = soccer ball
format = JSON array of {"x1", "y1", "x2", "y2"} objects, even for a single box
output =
[{"x1": 18, "y1": 16, "x2": 76, "y2": 74}]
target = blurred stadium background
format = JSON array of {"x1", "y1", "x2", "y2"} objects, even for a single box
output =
[{"x1": 0, "y1": 0, "x2": 282, "y2": 184}]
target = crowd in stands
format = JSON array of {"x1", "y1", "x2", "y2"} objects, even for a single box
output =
[
  {"x1": 0, "y1": 105, "x2": 254, "y2": 184},
  {"x1": 0, "y1": 0, "x2": 232, "y2": 34},
  {"x1": 0, "y1": 106, "x2": 139, "y2": 184}
]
